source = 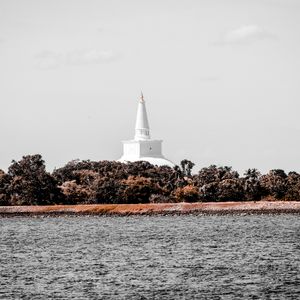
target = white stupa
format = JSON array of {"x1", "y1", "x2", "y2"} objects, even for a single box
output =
[{"x1": 118, "y1": 93, "x2": 174, "y2": 167}]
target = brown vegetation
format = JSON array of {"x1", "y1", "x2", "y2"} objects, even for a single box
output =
[
  {"x1": 1, "y1": 154, "x2": 300, "y2": 206},
  {"x1": 1, "y1": 202, "x2": 300, "y2": 216}
]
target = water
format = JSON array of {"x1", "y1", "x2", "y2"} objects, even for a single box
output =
[{"x1": 0, "y1": 215, "x2": 300, "y2": 299}]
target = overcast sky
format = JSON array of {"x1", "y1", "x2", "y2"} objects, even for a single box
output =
[{"x1": 1, "y1": 0, "x2": 300, "y2": 174}]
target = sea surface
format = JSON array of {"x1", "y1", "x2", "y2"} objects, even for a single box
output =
[{"x1": 0, "y1": 215, "x2": 300, "y2": 299}]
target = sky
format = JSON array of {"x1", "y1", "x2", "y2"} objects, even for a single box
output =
[{"x1": 0, "y1": 0, "x2": 300, "y2": 174}]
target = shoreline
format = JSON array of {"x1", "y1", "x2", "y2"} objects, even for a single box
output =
[{"x1": 0, "y1": 201, "x2": 300, "y2": 216}]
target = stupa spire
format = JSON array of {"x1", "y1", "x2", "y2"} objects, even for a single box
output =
[
  {"x1": 118, "y1": 92, "x2": 174, "y2": 167},
  {"x1": 134, "y1": 92, "x2": 150, "y2": 140}
]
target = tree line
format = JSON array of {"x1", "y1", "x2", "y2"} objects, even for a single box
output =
[{"x1": 0, "y1": 154, "x2": 300, "y2": 205}]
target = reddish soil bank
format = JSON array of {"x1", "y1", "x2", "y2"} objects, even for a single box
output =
[{"x1": 0, "y1": 201, "x2": 300, "y2": 216}]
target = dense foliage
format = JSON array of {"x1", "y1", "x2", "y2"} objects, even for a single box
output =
[{"x1": 1, "y1": 154, "x2": 300, "y2": 205}]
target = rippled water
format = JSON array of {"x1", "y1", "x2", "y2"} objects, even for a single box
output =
[{"x1": 0, "y1": 215, "x2": 300, "y2": 299}]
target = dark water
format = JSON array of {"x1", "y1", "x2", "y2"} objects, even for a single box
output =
[{"x1": 0, "y1": 215, "x2": 300, "y2": 299}]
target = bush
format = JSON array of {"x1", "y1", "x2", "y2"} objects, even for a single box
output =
[
  {"x1": 149, "y1": 194, "x2": 171, "y2": 203},
  {"x1": 59, "y1": 180, "x2": 92, "y2": 204},
  {"x1": 121, "y1": 176, "x2": 160, "y2": 204},
  {"x1": 199, "y1": 182, "x2": 219, "y2": 202},
  {"x1": 173, "y1": 185, "x2": 199, "y2": 202}
]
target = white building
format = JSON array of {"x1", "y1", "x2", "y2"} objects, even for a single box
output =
[{"x1": 118, "y1": 93, "x2": 174, "y2": 167}]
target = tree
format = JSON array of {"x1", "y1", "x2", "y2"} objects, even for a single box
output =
[
  {"x1": 8, "y1": 154, "x2": 61, "y2": 205},
  {"x1": 4, "y1": 153, "x2": 300, "y2": 205},
  {"x1": 0, "y1": 170, "x2": 11, "y2": 205},
  {"x1": 260, "y1": 169, "x2": 288, "y2": 200},
  {"x1": 199, "y1": 182, "x2": 219, "y2": 202},
  {"x1": 194, "y1": 165, "x2": 239, "y2": 187},
  {"x1": 242, "y1": 169, "x2": 262, "y2": 200},
  {"x1": 217, "y1": 178, "x2": 244, "y2": 202},
  {"x1": 285, "y1": 171, "x2": 300, "y2": 201},
  {"x1": 196, "y1": 165, "x2": 243, "y2": 202},
  {"x1": 91, "y1": 177, "x2": 123, "y2": 204},
  {"x1": 180, "y1": 159, "x2": 195, "y2": 177}
]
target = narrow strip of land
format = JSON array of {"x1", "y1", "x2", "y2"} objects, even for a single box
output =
[{"x1": 0, "y1": 201, "x2": 300, "y2": 216}]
